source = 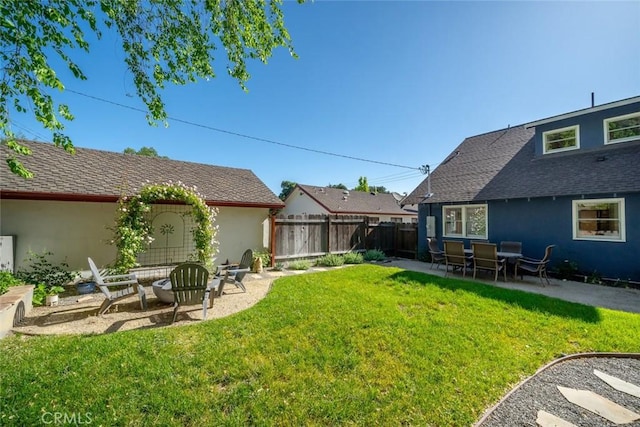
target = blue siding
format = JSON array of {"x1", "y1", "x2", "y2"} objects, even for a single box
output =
[
  {"x1": 533, "y1": 101, "x2": 640, "y2": 156},
  {"x1": 419, "y1": 194, "x2": 640, "y2": 281}
]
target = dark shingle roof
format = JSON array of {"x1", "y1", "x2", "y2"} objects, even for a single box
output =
[
  {"x1": 404, "y1": 126, "x2": 534, "y2": 204},
  {"x1": 296, "y1": 184, "x2": 415, "y2": 216},
  {"x1": 405, "y1": 125, "x2": 640, "y2": 205},
  {"x1": 477, "y1": 138, "x2": 640, "y2": 200},
  {"x1": 1, "y1": 140, "x2": 284, "y2": 207}
]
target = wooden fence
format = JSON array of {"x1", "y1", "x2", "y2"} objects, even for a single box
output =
[{"x1": 274, "y1": 214, "x2": 417, "y2": 261}]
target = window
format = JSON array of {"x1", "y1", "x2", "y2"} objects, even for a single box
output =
[
  {"x1": 604, "y1": 112, "x2": 640, "y2": 145},
  {"x1": 542, "y1": 125, "x2": 579, "y2": 154},
  {"x1": 443, "y1": 204, "x2": 487, "y2": 239},
  {"x1": 390, "y1": 217, "x2": 403, "y2": 223},
  {"x1": 572, "y1": 198, "x2": 625, "y2": 242}
]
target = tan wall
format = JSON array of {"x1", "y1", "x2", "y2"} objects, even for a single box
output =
[
  {"x1": 214, "y1": 206, "x2": 271, "y2": 264},
  {"x1": 0, "y1": 200, "x2": 118, "y2": 271},
  {"x1": 0, "y1": 200, "x2": 271, "y2": 272},
  {"x1": 281, "y1": 191, "x2": 329, "y2": 216}
]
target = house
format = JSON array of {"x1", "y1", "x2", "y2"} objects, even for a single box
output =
[
  {"x1": 0, "y1": 140, "x2": 284, "y2": 272},
  {"x1": 403, "y1": 95, "x2": 640, "y2": 281},
  {"x1": 282, "y1": 184, "x2": 417, "y2": 223}
]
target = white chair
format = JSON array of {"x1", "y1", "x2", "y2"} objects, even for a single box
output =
[{"x1": 88, "y1": 257, "x2": 147, "y2": 315}]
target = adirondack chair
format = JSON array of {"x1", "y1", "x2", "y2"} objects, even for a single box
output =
[
  {"x1": 169, "y1": 263, "x2": 211, "y2": 324},
  {"x1": 88, "y1": 257, "x2": 147, "y2": 315},
  {"x1": 213, "y1": 249, "x2": 253, "y2": 297}
]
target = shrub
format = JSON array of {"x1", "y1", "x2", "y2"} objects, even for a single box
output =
[
  {"x1": 0, "y1": 271, "x2": 22, "y2": 295},
  {"x1": 315, "y1": 254, "x2": 345, "y2": 267},
  {"x1": 253, "y1": 248, "x2": 271, "y2": 268},
  {"x1": 287, "y1": 260, "x2": 311, "y2": 270},
  {"x1": 15, "y1": 251, "x2": 77, "y2": 291},
  {"x1": 273, "y1": 262, "x2": 285, "y2": 271},
  {"x1": 342, "y1": 252, "x2": 364, "y2": 264},
  {"x1": 363, "y1": 249, "x2": 386, "y2": 262}
]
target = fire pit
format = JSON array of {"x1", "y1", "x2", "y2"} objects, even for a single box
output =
[{"x1": 152, "y1": 279, "x2": 174, "y2": 304}]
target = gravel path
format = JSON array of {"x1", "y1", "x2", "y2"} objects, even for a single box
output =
[{"x1": 478, "y1": 355, "x2": 640, "y2": 426}]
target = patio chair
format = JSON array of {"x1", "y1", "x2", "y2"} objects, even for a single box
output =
[
  {"x1": 443, "y1": 240, "x2": 472, "y2": 277},
  {"x1": 516, "y1": 245, "x2": 556, "y2": 287},
  {"x1": 88, "y1": 257, "x2": 147, "y2": 315},
  {"x1": 213, "y1": 249, "x2": 253, "y2": 297},
  {"x1": 472, "y1": 242, "x2": 506, "y2": 282},
  {"x1": 428, "y1": 238, "x2": 445, "y2": 270},
  {"x1": 169, "y1": 263, "x2": 211, "y2": 324}
]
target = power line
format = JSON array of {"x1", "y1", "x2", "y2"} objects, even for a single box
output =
[{"x1": 65, "y1": 89, "x2": 423, "y2": 171}]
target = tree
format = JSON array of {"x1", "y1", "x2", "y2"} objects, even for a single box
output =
[
  {"x1": 353, "y1": 176, "x2": 369, "y2": 193},
  {"x1": 123, "y1": 146, "x2": 167, "y2": 158},
  {"x1": 279, "y1": 180, "x2": 297, "y2": 200},
  {"x1": 370, "y1": 185, "x2": 388, "y2": 194},
  {"x1": 2, "y1": 0, "x2": 302, "y2": 178},
  {"x1": 327, "y1": 183, "x2": 347, "y2": 190}
]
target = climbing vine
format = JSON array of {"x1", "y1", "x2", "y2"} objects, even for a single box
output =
[{"x1": 112, "y1": 182, "x2": 218, "y2": 272}]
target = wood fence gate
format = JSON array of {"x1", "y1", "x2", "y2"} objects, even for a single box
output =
[{"x1": 274, "y1": 214, "x2": 417, "y2": 262}]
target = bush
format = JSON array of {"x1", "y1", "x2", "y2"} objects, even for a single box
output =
[
  {"x1": 363, "y1": 249, "x2": 386, "y2": 262},
  {"x1": 315, "y1": 254, "x2": 345, "y2": 267},
  {"x1": 287, "y1": 260, "x2": 312, "y2": 270},
  {"x1": 253, "y1": 248, "x2": 271, "y2": 268},
  {"x1": 342, "y1": 252, "x2": 364, "y2": 264},
  {"x1": 15, "y1": 251, "x2": 78, "y2": 291},
  {"x1": 0, "y1": 271, "x2": 22, "y2": 295}
]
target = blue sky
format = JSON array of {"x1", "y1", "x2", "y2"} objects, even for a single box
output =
[{"x1": 10, "y1": 1, "x2": 640, "y2": 196}]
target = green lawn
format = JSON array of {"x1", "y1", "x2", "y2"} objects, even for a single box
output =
[{"x1": 1, "y1": 264, "x2": 639, "y2": 426}]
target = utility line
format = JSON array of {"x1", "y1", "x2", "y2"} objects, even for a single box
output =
[{"x1": 65, "y1": 89, "x2": 423, "y2": 171}]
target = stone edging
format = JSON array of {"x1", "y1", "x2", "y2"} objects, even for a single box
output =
[
  {"x1": 0, "y1": 285, "x2": 34, "y2": 339},
  {"x1": 474, "y1": 352, "x2": 640, "y2": 426}
]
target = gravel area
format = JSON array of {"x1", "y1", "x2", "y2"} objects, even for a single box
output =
[
  {"x1": 11, "y1": 278, "x2": 273, "y2": 336},
  {"x1": 478, "y1": 355, "x2": 640, "y2": 426}
]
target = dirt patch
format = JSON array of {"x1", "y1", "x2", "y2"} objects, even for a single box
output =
[{"x1": 11, "y1": 279, "x2": 272, "y2": 336}]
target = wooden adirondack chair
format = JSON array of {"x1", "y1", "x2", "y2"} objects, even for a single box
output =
[
  {"x1": 213, "y1": 249, "x2": 253, "y2": 297},
  {"x1": 88, "y1": 257, "x2": 147, "y2": 315},
  {"x1": 169, "y1": 263, "x2": 211, "y2": 324}
]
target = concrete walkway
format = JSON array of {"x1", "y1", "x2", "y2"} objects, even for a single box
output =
[{"x1": 245, "y1": 259, "x2": 640, "y2": 315}]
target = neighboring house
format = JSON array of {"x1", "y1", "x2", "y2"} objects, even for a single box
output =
[
  {"x1": 404, "y1": 95, "x2": 640, "y2": 281},
  {"x1": 0, "y1": 140, "x2": 284, "y2": 272},
  {"x1": 282, "y1": 184, "x2": 417, "y2": 223}
]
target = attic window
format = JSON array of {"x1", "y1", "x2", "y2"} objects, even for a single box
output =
[
  {"x1": 604, "y1": 112, "x2": 640, "y2": 145},
  {"x1": 543, "y1": 125, "x2": 579, "y2": 154}
]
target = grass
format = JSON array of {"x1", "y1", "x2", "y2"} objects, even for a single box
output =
[{"x1": 1, "y1": 264, "x2": 639, "y2": 426}]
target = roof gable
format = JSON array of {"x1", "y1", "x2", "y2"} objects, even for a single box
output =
[
  {"x1": 1, "y1": 140, "x2": 284, "y2": 207},
  {"x1": 404, "y1": 126, "x2": 534, "y2": 204},
  {"x1": 295, "y1": 184, "x2": 414, "y2": 216}
]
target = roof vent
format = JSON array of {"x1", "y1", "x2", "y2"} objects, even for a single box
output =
[
  {"x1": 343, "y1": 190, "x2": 349, "y2": 195},
  {"x1": 342, "y1": 196, "x2": 348, "y2": 201}
]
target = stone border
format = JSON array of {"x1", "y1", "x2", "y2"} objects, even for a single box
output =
[
  {"x1": 0, "y1": 285, "x2": 34, "y2": 339},
  {"x1": 474, "y1": 352, "x2": 640, "y2": 426}
]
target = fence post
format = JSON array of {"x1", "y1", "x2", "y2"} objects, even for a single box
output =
[{"x1": 327, "y1": 215, "x2": 332, "y2": 255}]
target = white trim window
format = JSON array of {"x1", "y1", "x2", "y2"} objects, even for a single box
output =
[
  {"x1": 443, "y1": 204, "x2": 487, "y2": 239},
  {"x1": 543, "y1": 125, "x2": 580, "y2": 154},
  {"x1": 572, "y1": 198, "x2": 625, "y2": 242},
  {"x1": 604, "y1": 112, "x2": 640, "y2": 145}
]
